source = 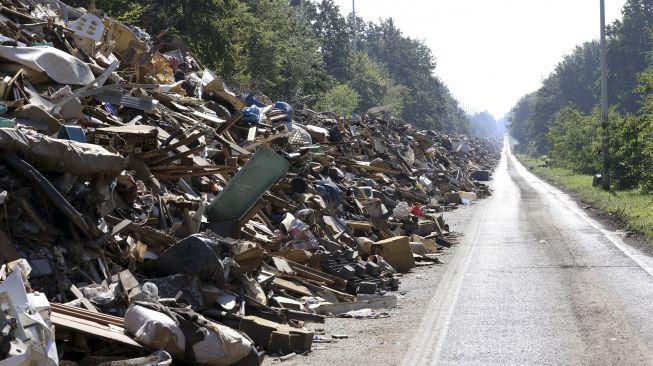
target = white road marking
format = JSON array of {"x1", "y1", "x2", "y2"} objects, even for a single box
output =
[{"x1": 508, "y1": 150, "x2": 653, "y2": 279}]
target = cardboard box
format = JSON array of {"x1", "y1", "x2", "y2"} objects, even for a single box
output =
[
  {"x1": 371, "y1": 236, "x2": 415, "y2": 272},
  {"x1": 239, "y1": 315, "x2": 313, "y2": 353}
]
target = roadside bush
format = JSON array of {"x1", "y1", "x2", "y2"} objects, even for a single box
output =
[
  {"x1": 547, "y1": 106, "x2": 601, "y2": 174},
  {"x1": 609, "y1": 113, "x2": 649, "y2": 190},
  {"x1": 546, "y1": 104, "x2": 653, "y2": 190}
]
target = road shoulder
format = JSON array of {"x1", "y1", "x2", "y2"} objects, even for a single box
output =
[{"x1": 514, "y1": 153, "x2": 653, "y2": 254}]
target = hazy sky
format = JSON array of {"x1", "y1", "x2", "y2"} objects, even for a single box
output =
[{"x1": 333, "y1": 0, "x2": 626, "y2": 118}]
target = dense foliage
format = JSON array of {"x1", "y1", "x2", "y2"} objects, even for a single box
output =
[
  {"x1": 508, "y1": 0, "x2": 653, "y2": 190},
  {"x1": 72, "y1": 0, "x2": 470, "y2": 133}
]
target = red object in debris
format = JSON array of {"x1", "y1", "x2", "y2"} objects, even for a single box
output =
[
  {"x1": 411, "y1": 203, "x2": 424, "y2": 217},
  {"x1": 166, "y1": 55, "x2": 181, "y2": 71},
  {"x1": 210, "y1": 183, "x2": 219, "y2": 193}
]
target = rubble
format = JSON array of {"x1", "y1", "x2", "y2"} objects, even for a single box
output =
[{"x1": 0, "y1": 1, "x2": 500, "y2": 364}]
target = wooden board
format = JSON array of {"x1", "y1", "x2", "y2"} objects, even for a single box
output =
[
  {"x1": 313, "y1": 295, "x2": 397, "y2": 315},
  {"x1": 51, "y1": 312, "x2": 142, "y2": 348},
  {"x1": 271, "y1": 277, "x2": 314, "y2": 297}
]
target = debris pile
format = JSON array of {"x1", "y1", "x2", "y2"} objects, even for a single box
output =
[{"x1": 0, "y1": 1, "x2": 501, "y2": 365}]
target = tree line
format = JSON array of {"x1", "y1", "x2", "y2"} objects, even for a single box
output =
[
  {"x1": 72, "y1": 0, "x2": 481, "y2": 134},
  {"x1": 508, "y1": 0, "x2": 653, "y2": 190}
]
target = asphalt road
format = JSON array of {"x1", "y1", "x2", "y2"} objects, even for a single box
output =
[{"x1": 402, "y1": 140, "x2": 653, "y2": 366}]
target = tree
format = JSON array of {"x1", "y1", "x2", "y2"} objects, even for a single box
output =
[
  {"x1": 349, "y1": 52, "x2": 389, "y2": 112},
  {"x1": 315, "y1": 84, "x2": 360, "y2": 115},
  {"x1": 556, "y1": 42, "x2": 600, "y2": 114},
  {"x1": 245, "y1": 0, "x2": 328, "y2": 103},
  {"x1": 508, "y1": 93, "x2": 536, "y2": 153},
  {"x1": 359, "y1": 19, "x2": 469, "y2": 132},
  {"x1": 80, "y1": 0, "x2": 470, "y2": 134},
  {"x1": 509, "y1": 0, "x2": 653, "y2": 157},
  {"x1": 470, "y1": 111, "x2": 500, "y2": 138},
  {"x1": 312, "y1": 0, "x2": 353, "y2": 82},
  {"x1": 607, "y1": 0, "x2": 653, "y2": 113}
]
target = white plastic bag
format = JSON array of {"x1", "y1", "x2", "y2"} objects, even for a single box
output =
[{"x1": 392, "y1": 201, "x2": 411, "y2": 219}]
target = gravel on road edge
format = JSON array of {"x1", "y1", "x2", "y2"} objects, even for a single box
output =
[{"x1": 261, "y1": 204, "x2": 478, "y2": 366}]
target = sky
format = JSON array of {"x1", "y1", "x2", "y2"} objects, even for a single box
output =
[{"x1": 333, "y1": 0, "x2": 627, "y2": 118}]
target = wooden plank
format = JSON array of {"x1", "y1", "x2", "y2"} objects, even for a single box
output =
[
  {"x1": 2, "y1": 68, "x2": 23, "y2": 100},
  {"x1": 312, "y1": 295, "x2": 397, "y2": 315},
  {"x1": 138, "y1": 132, "x2": 204, "y2": 160},
  {"x1": 263, "y1": 193, "x2": 298, "y2": 212},
  {"x1": 335, "y1": 160, "x2": 401, "y2": 174},
  {"x1": 156, "y1": 128, "x2": 229, "y2": 183},
  {"x1": 216, "y1": 134, "x2": 251, "y2": 155},
  {"x1": 271, "y1": 277, "x2": 314, "y2": 297},
  {"x1": 271, "y1": 256, "x2": 294, "y2": 275},
  {"x1": 288, "y1": 261, "x2": 343, "y2": 282},
  {"x1": 192, "y1": 110, "x2": 226, "y2": 124},
  {"x1": 215, "y1": 111, "x2": 243, "y2": 135},
  {"x1": 237, "y1": 200, "x2": 268, "y2": 229},
  {"x1": 289, "y1": 265, "x2": 335, "y2": 287},
  {"x1": 267, "y1": 114, "x2": 288, "y2": 122},
  {"x1": 51, "y1": 303, "x2": 124, "y2": 327},
  {"x1": 0, "y1": 6, "x2": 38, "y2": 21},
  {"x1": 346, "y1": 220, "x2": 373, "y2": 230},
  {"x1": 149, "y1": 144, "x2": 207, "y2": 167},
  {"x1": 243, "y1": 132, "x2": 288, "y2": 152},
  {"x1": 313, "y1": 284, "x2": 355, "y2": 302},
  {"x1": 118, "y1": 269, "x2": 139, "y2": 291},
  {"x1": 51, "y1": 312, "x2": 142, "y2": 348},
  {"x1": 105, "y1": 215, "x2": 176, "y2": 247},
  {"x1": 64, "y1": 278, "x2": 99, "y2": 313},
  {"x1": 87, "y1": 218, "x2": 131, "y2": 248}
]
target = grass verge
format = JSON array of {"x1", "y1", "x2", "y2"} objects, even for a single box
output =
[{"x1": 515, "y1": 154, "x2": 653, "y2": 240}]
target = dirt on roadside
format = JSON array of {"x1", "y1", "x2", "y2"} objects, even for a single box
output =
[{"x1": 262, "y1": 205, "x2": 477, "y2": 366}]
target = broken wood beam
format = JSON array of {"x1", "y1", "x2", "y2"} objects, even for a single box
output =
[
  {"x1": 237, "y1": 200, "x2": 269, "y2": 235},
  {"x1": 215, "y1": 110, "x2": 243, "y2": 135},
  {"x1": 87, "y1": 219, "x2": 131, "y2": 248},
  {"x1": 148, "y1": 144, "x2": 207, "y2": 167},
  {"x1": 105, "y1": 215, "x2": 176, "y2": 247},
  {"x1": 137, "y1": 131, "x2": 204, "y2": 160},
  {"x1": 62, "y1": 277, "x2": 99, "y2": 313}
]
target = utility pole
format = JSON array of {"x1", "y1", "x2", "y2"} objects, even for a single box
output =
[
  {"x1": 600, "y1": 0, "x2": 610, "y2": 190},
  {"x1": 352, "y1": 0, "x2": 357, "y2": 52}
]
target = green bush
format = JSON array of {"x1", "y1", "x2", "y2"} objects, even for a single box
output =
[
  {"x1": 315, "y1": 84, "x2": 360, "y2": 116},
  {"x1": 547, "y1": 106, "x2": 601, "y2": 174}
]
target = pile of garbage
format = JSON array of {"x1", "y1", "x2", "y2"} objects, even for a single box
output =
[{"x1": 0, "y1": 1, "x2": 501, "y2": 365}]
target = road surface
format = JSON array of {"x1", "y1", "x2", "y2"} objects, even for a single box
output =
[{"x1": 403, "y1": 140, "x2": 653, "y2": 366}]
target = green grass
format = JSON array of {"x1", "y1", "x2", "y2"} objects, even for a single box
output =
[{"x1": 516, "y1": 154, "x2": 653, "y2": 240}]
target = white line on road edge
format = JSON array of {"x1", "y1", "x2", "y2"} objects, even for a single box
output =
[
  {"x1": 402, "y1": 141, "x2": 653, "y2": 365},
  {"x1": 400, "y1": 154, "x2": 499, "y2": 366},
  {"x1": 428, "y1": 203, "x2": 489, "y2": 366},
  {"x1": 508, "y1": 149, "x2": 653, "y2": 279}
]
